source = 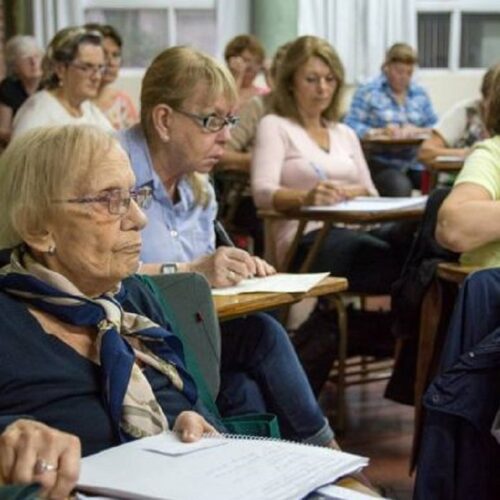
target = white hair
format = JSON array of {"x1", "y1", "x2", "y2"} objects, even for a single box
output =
[{"x1": 5, "y1": 35, "x2": 42, "y2": 77}]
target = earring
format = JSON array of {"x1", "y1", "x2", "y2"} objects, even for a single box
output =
[{"x1": 47, "y1": 245, "x2": 56, "y2": 255}]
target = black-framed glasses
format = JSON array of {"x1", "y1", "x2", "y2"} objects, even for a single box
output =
[
  {"x1": 53, "y1": 186, "x2": 153, "y2": 216},
  {"x1": 173, "y1": 108, "x2": 240, "y2": 132},
  {"x1": 69, "y1": 61, "x2": 107, "y2": 76}
]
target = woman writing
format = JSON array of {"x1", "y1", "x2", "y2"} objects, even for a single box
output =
[
  {"x1": 12, "y1": 27, "x2": 112, "y2": 138},
  {"x1": 0, "y1": 125, "x2": 224, "y2": 497},
  {"x1": 119, "y1": 46, "x2": 338, "y2": 441},
  {"x1": 344, "y1": 43, "x2": 437, "y2": 196},
  {"x1": 252, "y1": 35, "x2": 411, "y2": 294}
]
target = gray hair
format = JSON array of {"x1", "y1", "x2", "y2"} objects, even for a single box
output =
[
  {"x1": 0, "y1": 125, "x2": 116, "y2": 249},
  {"x1": 5, "y1": 35, "x2": 43, "y2": 77}
]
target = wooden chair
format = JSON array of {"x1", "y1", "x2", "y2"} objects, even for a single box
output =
[
  {"x1": 411, "y1": 261, "x2": 478, "y2": 467},
  {"x1": 261, "y1": 211, "x2": 399, "y2": 432}
]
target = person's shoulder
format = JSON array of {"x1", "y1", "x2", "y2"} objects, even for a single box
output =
[{"x1": 473, "y1": 136, "x2": 500, "y2": 156}]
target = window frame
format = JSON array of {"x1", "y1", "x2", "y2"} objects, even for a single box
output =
[
  {"x1": 416, "y1": 0, "x2": 500, "y2": 72},
  {"x1": 82, "y1": 0, "x2": 216, "y2": 68}
]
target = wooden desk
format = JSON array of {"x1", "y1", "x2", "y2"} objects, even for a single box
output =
[
  {"x1": 212, "y1": 276, "x2": 348, "y2": 321},
  {"x1": 424, "y1": 158, "x2": 464, "y2": 192},
  {"x1": 259, "y1": 205, "x2": 424, "y2": 273}
]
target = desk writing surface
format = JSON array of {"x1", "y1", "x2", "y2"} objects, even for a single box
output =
[
  {"x1": 212, "y1": 276, "x2": 348, "y2": 321},
  {"x1": 362, "y1": 135, "x2": 428, "y2": 147}
]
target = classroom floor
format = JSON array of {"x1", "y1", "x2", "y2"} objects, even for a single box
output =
[{"x1": 320, "y1": 380, "x2": 415, "y2": 500}]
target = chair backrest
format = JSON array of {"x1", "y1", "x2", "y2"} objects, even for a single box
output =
[{"x1": 141, "y1": 273, "x2": 221, "y2": 402}]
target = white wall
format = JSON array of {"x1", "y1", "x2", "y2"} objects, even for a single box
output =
[{"x1": 117, "y1": 70, "x2": 484, "y2": 120}]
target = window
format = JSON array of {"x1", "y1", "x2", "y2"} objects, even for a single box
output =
[
  {"x1": 460, "y1": 13, "x2": 500, "y2": 67},
  {"x1": 418, "y1": 12, "x2": 450, "y2": 68},
  {"x1": 83, "y1": 1, "x2": 216, "y2": 68},
  {"x1": 416, "y1": 1, "x2": 500, "y2": 70}
]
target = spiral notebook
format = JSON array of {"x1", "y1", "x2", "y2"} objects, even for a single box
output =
[{"x1": 77, "y1": 431, "x2": 368, "y2": 500}]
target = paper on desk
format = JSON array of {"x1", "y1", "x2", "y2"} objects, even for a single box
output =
[
  {"x1": 78, "y1": 431, "x2": 368, "y2": 500},
  {"x1": 435, "y1": 155, "x2": 464, "y2": 162},
  {"x1": 211, "y1": 272, "x2": 330, "y2": 296},
  {"x1": 301, "y1": 196, "x2": 427, "y2": 213}
]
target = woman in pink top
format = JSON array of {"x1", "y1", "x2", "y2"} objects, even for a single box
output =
[
  {"x1": 252, "y1": 36, "x2": 413, "y2": 294},
  {"x1": 86, "y1": 23, "x2": 139, "y2": 130}
]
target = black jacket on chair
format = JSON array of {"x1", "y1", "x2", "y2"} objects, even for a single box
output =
[
  {"x1": 414, "y1": 268, "x2": 500, "y2": 500},
  {"x1": 386, "y1": 188, "x2": 459, "y2": 404}
]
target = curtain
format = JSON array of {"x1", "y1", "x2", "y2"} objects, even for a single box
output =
[
  {"x1": 33, "y1": 0, "x2": 84, "y2": 47},
  {"x1": 298, "y1": 0, "x2": 417, "y2": 83},
  {"x1": 215, "y1": 0, "x2": 251, "y2": 61}
]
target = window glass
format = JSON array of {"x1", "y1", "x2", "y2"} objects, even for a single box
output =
[
  {"x1": 460, "y1": 13, "x2": 500, "y2": 68},
  {"x1": 85, "y1": 9, "x2": 170, "y2": 68},
  {"x1": 417, "y1": 12, "x2": 451, "y2": 68},
  {"x1": 176, "y1": 9, "x2": 216, "y2": 55}
]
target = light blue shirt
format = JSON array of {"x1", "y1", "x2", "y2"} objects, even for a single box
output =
[{"x1": 118, "y1": 125, "x2": 217, "y2": 264}]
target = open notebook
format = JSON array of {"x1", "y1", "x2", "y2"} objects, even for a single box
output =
[
  {"x1": 211, "y1": 272, "x2": 330, "y2": 296},
  {"x1": 77, "y1": 431, "x2": 368, "y2": 500},
  {"x1": 301, "y1": 195, "x2": 427, "y2": 213}
]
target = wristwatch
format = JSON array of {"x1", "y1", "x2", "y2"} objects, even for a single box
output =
[{"x1": 160, "y1": 263, "x2": 178, "y2": 274}]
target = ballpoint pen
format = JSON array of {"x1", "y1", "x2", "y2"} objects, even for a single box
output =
[
  {"x1": 214, "y1": 219, "x2": 235, "y2": 247},
  {"x1": 310, "y1": 161, "x2": 328, "y2": 181}
]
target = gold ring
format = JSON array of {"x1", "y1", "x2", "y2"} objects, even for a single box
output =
[{"x1": 227, "y1": 270, "x2": 236, "y2": 281}]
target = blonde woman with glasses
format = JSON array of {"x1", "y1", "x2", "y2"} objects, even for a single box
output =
[{"x1": 12, "y1": 27, "x2": 112, "y2": 138}]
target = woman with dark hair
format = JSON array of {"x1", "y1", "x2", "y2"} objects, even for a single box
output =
[
  {"x1": 85, "y1": 23, "x2": 139, "y2": 129},
  {"x1": 12, "y1": 26, "x2": 112, "y2": 138},
  {"x1": 224, "y1": 34, "x2": 268, "y2": 108}
]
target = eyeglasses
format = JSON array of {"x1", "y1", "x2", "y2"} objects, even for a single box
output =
[
  {"x1": 53, "y1": 186, "x2": 153, "y2": 216},
  {"x1": 69, "y1": 61, "x2": 107, "y2": 76},
  {"x1": 173, "y1": 108, "x2": 240, "y2": 133}
]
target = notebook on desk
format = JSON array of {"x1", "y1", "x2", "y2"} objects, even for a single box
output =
[
  {"x1": 301, "y1": 196, "x2": 427, "y2": 213},
  {"x1": 77, "y1": 431, "x2": 368, "y2": 500}
]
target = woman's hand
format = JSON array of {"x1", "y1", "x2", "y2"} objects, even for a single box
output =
[
  {"x1": 305, "y1": 181, "x2": 347, "y2": 206},
  {"x1": 173, "y1": 411, "x2": 218, "y2": 442},
  {"x1": 186, "y1": 246, "x2": 257, "y2": 288},
  {"x1": 227, "y1": 56, "x2": 247, "y2": 86},
  {"x1": 0, "y1": 419, "x2": 81, "y2": 499},
  {"x1": 251, "y1": 256, "x2": 276, "y2": 277}
]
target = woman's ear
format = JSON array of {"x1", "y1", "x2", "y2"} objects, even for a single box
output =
[
  {"x1": 151, "y1": 104, "x2": 173, "y2": 143},
  {"x1": 16, "y1": 211, "x2": 55, "y2": 255},
  {"x1": 53, "y1": 62, "x2": 67, "y2": 86}
]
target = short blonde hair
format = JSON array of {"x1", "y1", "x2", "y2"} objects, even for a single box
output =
[
  {"x1": 0, "y1": 125, "x2": 115, "y2": 249},
  {"x1": 383, "y1": 43, "x2": 418, "y2": 67},
  {"x1": 5, "y1": 35, "x2": 43, "y2": 77},
  {"x1": 273, "y1": 35, "x2": 345, "y2": 125},
  {"x1": 141, "y1": 46, "x2": 238, "y2": 207}
]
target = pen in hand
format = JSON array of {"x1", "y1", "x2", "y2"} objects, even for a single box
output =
[
  {"x1": 214, "y1": 220, "x2": 235, "y2": 247},
  {"x1": 310, "y1": 161, "x2": 328, "y2": 181}
]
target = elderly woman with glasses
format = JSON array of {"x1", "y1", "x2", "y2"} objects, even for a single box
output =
[
  {"x1": 119, "y1": 46, "x2": 338, "y2": 449},
  {"x1": 0, "y1": 35, "x2": 43, "y2": 144},
  {"x1": 0, "y1": 124, "x2": 223, "y2": 497},
  {"x1": 12, "y1": 27, "x2": 112, "y2": 138}
]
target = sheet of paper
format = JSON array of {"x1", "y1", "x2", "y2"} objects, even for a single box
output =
[
  {"x1": 435, "y1": 155, "x2": 464, "y2": 162},
  {"x1": 316, "y1": 484, "x2": 388, "y2": 499},
  {"x1": 301, "y1": 195, "x2": 427, "y2": 213},
  {"x1": 211, "y1": 272, "x2": 330, "y2": 296},
  {"x1": 78, "y1": 432, "x2": 368, "y2": 500}
]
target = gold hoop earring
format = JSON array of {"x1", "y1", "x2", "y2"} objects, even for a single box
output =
[{"x1": 47, "y1": 245, "x2": 56, "y2": 255}]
